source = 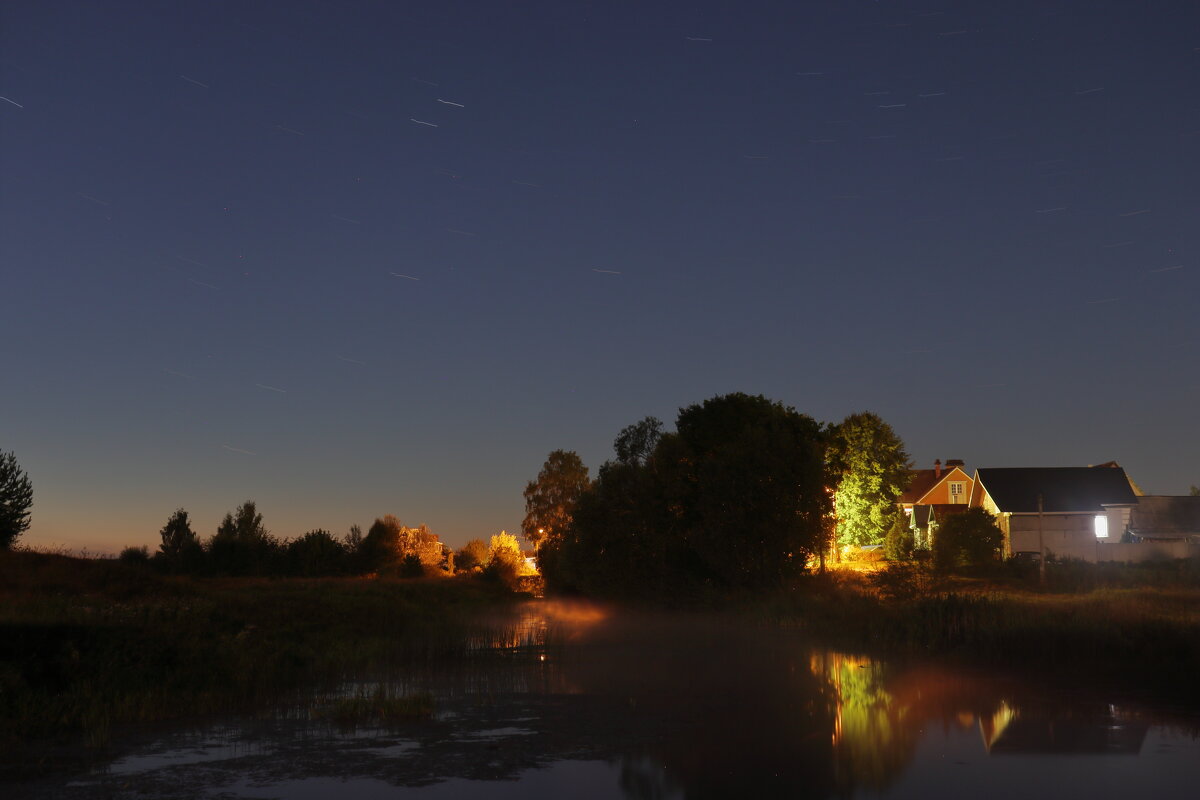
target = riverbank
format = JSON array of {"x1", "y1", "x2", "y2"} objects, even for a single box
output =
[
  {"x1": 757, "y1": 565, "x2": 1200, "y2": 701},
  {"x1": 0, "y1": 551, "x2": 522, "y2": 752}
]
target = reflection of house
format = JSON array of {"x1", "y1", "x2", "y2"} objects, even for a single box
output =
[
  {"x1": 969, "y1": 466, "x2": 1139, "y2": 561},
  {"x1": 898, "y1": 459, "x2": 973, "y2": 511},
  {"x1": 980, "y1": 703, "x2": 1148, "y2": 755},
  {"x1": 1127, "y1": 496, "x2": 1200, "y2": 543}
]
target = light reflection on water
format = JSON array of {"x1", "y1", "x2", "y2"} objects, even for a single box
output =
[{"x1": 30, "y1": 601, "x2": 1200, "y2": 799}]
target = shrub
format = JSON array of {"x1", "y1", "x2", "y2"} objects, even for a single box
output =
[
  {"x1": 933, "y1": 508, "x2": 1003, "y2": 572},
  {"x1": 884, "y1": 510, "x2": 914, "y2": 561},
  {"x1": 117, "y1": 545, "x2": 150, "y2": 565}
]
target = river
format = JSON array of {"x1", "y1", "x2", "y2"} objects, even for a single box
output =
[{"x1": 9, "y1": 600, "x2": 1200, "y2": 799}]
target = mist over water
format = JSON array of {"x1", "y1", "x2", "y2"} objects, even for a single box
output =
[{"x1": 18, "y1": 601, "x2": 1200, "y2": 799}]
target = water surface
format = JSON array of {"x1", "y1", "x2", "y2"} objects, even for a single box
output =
[{"x1": 11, "y1": 601, "x2": 1199, "y2": 799}]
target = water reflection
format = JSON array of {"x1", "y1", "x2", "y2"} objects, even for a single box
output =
[{"x1": 23, "y1": 601, "x2": 1200, "y2": 799}]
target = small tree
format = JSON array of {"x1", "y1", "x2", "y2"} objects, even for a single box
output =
[
  {"x1": 209, "y1": 500, "x2": 278, "y2": 575},
  {"x1": 157, "y1": 508, "x2": 204, "y2": 573},
  {"x1": 0, "y1": 450, "x2": 33, "y2": 549},
  {"x1": 884, "y1": 509, "x2": 914, "y2": 561},
  {"x1": 287, "y1": 529, "x2": 347, "y2": 576},
  {"x1": 485, "y1": 531, "x2": 523, "y2": 585},
  {"x1": 455, "y1": 538, "x2": 489, "y2": 572},
  {"x1": 933, "y1": 508, "x2": 1004, "y2": 571}
]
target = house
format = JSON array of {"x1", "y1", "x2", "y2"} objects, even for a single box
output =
[
  {"x1": 969, "y1": 465, "x2": 1139, "y2": 561},
  {"x1": 898, "y1": 459, "x2": 973, "y2": 511},
  {"x1": 1126, "y1": 496, "x2": 1200, "y2": 543}
]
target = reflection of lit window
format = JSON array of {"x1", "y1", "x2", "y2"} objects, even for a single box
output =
[{"x1": 1094, "y1": 515, "x2": 1108, "y2": 539}]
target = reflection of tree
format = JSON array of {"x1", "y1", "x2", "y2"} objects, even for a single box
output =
[{"x1": 811, "y1": 653, "x2": 918, "y2": 795}]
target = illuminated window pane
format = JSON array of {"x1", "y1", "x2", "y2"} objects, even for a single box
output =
[{"x1": 1094, "y1": 515, "x2": 1108, "y2": 539}]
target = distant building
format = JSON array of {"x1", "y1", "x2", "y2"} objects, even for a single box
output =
[
  {"x1": 970, "y1": 465, "x2": 1139, "y2": 561},
  {"x1": 1127, "y1": 496, "x2": 1200, "y2": 544}
]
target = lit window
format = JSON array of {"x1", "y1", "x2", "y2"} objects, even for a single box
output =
[
  {"x1": 949, "y1": 482, "x2": 965, "y2": 503},
  {"x1": 1094, "y1": 515, "x2": 1108, "y2": 539}
]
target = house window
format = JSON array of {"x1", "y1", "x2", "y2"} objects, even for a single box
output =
[
  {"x1": 949, "y1": 482, "x2": 965, "y2": 504},
  {"x1": 1094, "y1": 515, "x2": 1108, "y2": 539}
]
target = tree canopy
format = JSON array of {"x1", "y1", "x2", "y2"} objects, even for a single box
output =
[
  {"x1": 0, "y1": 450, "x2": 33, "y2": 549},
  {"x1": 521, "y1": 450, "x2": 591, "y2": 550},
  {"x1": 933, "y1": 508, "x2": 1004, "y2": 571},
  {"x1": 827, "y1": 412, "x2": 912, "y2": 549},
  {"x1": 541, "y1": 394, "x2": 829, "y2": 596}
]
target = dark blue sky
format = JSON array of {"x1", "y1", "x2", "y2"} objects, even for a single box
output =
[{"x1": 2, "y1": 1, "x2": 1197, "y2": 551}]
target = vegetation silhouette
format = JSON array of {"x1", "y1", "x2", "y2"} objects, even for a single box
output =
[
  {"x1": 539, "y1": 393, "x2": 829, "y2": 597},
  {"x1": 0, "y1": 450, "x2": 33, "y2": 549}
]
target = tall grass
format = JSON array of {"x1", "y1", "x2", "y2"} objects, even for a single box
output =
[{"x1": 0, "y1": 551, "x2": 519, "y2": 750}]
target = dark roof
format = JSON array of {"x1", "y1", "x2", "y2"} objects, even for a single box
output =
[
  {"x1": 928, "y1": 504, "x2": 970, "y2": 521},
  {"x1": 1129, "y1": 496, "x2": 1200, "y2": 536},
  {"x1": 975, "y1": 467, "x2": 1137, "y2": 513},
  {"x1": 911, "y1": 505, "x2": 932, "y2": 527}
]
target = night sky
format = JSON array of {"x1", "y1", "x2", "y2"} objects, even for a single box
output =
[{"x1": 2, "y1": 1, "x2": 1197, "y2": 552}]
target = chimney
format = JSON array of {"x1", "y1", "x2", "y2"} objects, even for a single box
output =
[
  {"x1": 934, "y1": 459, "x2": 942, "y2": 479},
  {"x1": 946, "y1": 459, "x2": 965, "y2": 469}
]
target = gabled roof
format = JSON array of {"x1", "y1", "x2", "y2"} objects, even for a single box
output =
[
  {"x1": 897, "y1": 467, "x2": 971, "y2": 505},
  {"x1": 912, "y1": 505, "x2": 932, "y2": 527},
  {"x1": 1129, "y1": 496, "x2": 1200, "y2": 536},
  {"x1": 974, "y1": 467, "x2": 1137, "y2": 513},
  {"x1": 898, "y1": 470, "x2": 940, "y2": 504}
]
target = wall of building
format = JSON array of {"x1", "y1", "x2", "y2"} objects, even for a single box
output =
[{"x1": 1009, "y1": 514, "x2": 1196, "y2": 562}]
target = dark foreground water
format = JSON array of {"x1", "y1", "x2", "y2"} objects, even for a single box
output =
[{"x1": 9, "y1": 601, "x2": 1200, "y2": 799}]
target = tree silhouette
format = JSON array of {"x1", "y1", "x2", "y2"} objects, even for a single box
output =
[
  {"x1": 0, "y1": 450, "x2": 33, "y2": 549},
  {"x1": 522, "y1": 450, "x2": 590, "y2": 550}
]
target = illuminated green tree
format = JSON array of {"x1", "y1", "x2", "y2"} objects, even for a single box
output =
[
  {"x1": 827, "y1": 412, "x2": 912, "y2": 548},
  {"x1": 522, "y1": 450, "x2": 591, "y2": 550},
  {"x1": 0, "y1": 450, "x2": 33, "y2": 549},
  {"x1": 883, "y1": 509, "x2": 914, "y2": 561}
]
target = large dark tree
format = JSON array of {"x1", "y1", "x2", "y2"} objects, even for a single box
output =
[
  {"x1": 826, "y1": 412, "x2": 912, "y2": 549},
  {"x1": 546, "y1": 394, "x2": 829, "y2": 596},
  {"x1": 0, "y1": 450, "x2": 33, "y2": 549},
  {"x1": 521, "y1": 450, "x2": 591, "y2": 551},
  {"x1": 670, "y1": 393, "x2": 829, "y2": 588}
]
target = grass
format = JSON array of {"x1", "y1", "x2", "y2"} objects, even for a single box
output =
[
  {"x1": 751, "y1": 562, "x2": 1200, "y2": 703},
  {"x1": 0, "y1": 550, "x2": 520, "y2": 752},
  {"x1": 315, "y1": 686, "x2": 435, "y2": 727}
]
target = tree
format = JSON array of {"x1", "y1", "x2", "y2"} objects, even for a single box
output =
[
  {"x1": 1191, "y1": 485, "x2": 1200, "y2": 497},
  {"x1": 286, "y1": 529, "x2": 347, "y2": 576},
  {"x1": 827, "y1": 412, "x2": 912, "y2": 549},
  {"x1": 522, "y1": 450, "x2": 590, "y2": 550},
  {"x1": 0, "y1": 450, "x2": 33, "y2": 549},
  {"x1": 208, "y1": 500, "x2": 278, "y2": 575},
  {"x1": 455, "y1": 538, "x2": 489, "y2": 572},
  {"x1": 670, "y1": 393, "x2": 829, "y2": 588},
  {"x1": 883, "y1": 509, "x2": 914, "y2": 561},
  {"x1": 119, "y1": 545, "x2": 151, "y2": 565},
  {"x1": 157, "y1": 508, "x2": 204, "y2": 573},
  {"x1": 933, "y1": 508, "x2": 1003, "y2": 571},
  {"x1": 614, "y1": 417, "x2": 663, "y2": 467}
]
